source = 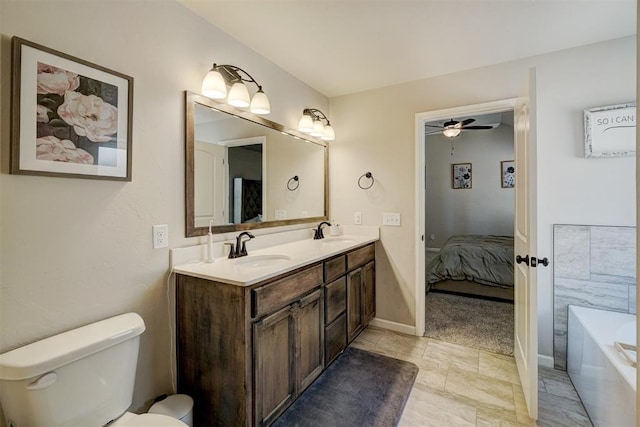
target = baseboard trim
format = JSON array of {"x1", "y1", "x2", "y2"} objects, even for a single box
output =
[
  {"x1": 369, "y1": 318, "x2": 416, "y2": 336},
  {"x1": 538, "y1": 354, "x2": 554, "y2": 368}
]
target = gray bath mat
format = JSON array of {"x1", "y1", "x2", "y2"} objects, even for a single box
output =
[
  {"x1": 273, "y1": 347, "x2": 418, "y2": 427},
  {"x1": 424, "y1": 291, "x2": 514, "y2": 356}
]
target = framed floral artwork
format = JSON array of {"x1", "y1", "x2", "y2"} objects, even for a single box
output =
[
  {"x1": 501, "y1": 160, "x2": 515, "y2": 188},
  {"x1": 11, "y1": 37, "x2": 133, "y2": 180},
  {"x1": 452, "y1": 163, "x2": 472, "y2": 189}
]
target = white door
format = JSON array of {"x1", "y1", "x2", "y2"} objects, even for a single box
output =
[
  {"x1": 194, "y1": 141, "x2": 227, "y2": 227},
  {"x1": 513, "y1": 68, "x2": 538, "y2": 419}
]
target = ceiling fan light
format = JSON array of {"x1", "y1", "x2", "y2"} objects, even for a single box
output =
[
  {"x1": 250, "y1": 88, "x2": 270, "y2": 114},
  {"x1": 202, "y1": 68, "x2": 227, "y2": 99},
  {"x1": 321, "y1": 124, "x2": 335, "y2": 141},
  {"x1": 228, "y1": 82, "x2": 251, "y2": 107},
  {"x1": 311, "y1": 119, "x2": 325, "y2": 137},
  {"x1": 443, "y1": 127, "x2": 461, "y2": 138},
  {"x1": 298, "y1": 114, "x2": 314, "y2": 133}
]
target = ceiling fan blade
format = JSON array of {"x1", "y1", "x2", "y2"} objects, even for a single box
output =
[
  {"x1": 462, "y1": 125, "x2": 493, "y2": 130},
  {"x1": 424, "y1": 124, "x2": 444, "y2": 128},
  {"x1": 460, "y1": 118, "x2": 475, "y2": 126}
]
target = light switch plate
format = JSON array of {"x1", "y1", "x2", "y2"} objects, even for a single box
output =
[
  {"x1": 354, "y1": 211, "x2": 362, "y2": 225},
  {"x1": 383, "y1": 212, "x2": 401, "y2": 226},
  {"x1": 153, "y1": 224, "x2": 169, "y2": 248},
  {"x1": 274, "y1": 210, "x2": 287, "y2": 220}
]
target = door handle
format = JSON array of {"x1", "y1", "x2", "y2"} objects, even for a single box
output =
[
  {"x1": 516, "y1": 255, "x2": 529, "y2": 266},
  {"x1": 530, "y1": 257, "x2": 549, "y2": 268}
]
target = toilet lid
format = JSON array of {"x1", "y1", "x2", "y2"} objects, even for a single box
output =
[{"x1": 112, "y1": 412, "x2": 187, "y2": 427}]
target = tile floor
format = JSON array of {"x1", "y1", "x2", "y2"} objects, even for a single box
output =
[{"x1": 350, "y1": 326, "x2": 592, "y2": 427}]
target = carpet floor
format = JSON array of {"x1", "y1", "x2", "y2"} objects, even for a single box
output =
[
  {"x1": 273, "y1": 347, "x2": 418, "y2": 427},
  {"x1": 424, "y1": 291, "x2": 514, "y2": 356}
]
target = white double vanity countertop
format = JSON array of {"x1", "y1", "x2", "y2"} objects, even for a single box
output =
[{"x1": 171, "y1": 225, "x2": 379, "y2": 286}]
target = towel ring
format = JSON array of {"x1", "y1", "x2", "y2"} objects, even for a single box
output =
[
  {"x1": 287, "y1": 175, "x2": 300, "y2": 191},
  {"x1": 358, "y1": 172, "x2": 374, "y2": 190}
]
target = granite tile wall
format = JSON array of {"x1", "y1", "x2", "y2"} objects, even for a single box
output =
[{"x1": 553, "y1": 224, "x2": 636, "y2": 370}]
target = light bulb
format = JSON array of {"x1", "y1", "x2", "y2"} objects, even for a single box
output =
[
  {"x1": 250, "y1": 89, "x2": 270, "y2": 114},
  {"x1": 201, "y1": 68, "x2": 227, "y2": 99},
  {"x1": 321, "y1": 124, "x2": 335, "y2": 141},
  {"x1": 227, "y1": 82, "x2": 250, "y2": 108},
  {"x1": 311, "y1": 119, "x2": 325, "y2": 137},
  {"x1": 298, "y1": 114, "x2": 314, "y2": 133},
  {"x1": 443, "y1": 127, "x2": 461, "y2": 138}
]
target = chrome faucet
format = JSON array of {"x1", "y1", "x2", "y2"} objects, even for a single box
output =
[
  {"x1": 226, "y1": 231, "x2": 255, "y2": 258},
  {"x1": 313, "y1": 222, "x2": 332, "y2": 240}
]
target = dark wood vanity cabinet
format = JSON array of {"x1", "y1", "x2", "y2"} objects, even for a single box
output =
[{"x1": 176, "y1": 242, "x2": 375, "y2": 427}]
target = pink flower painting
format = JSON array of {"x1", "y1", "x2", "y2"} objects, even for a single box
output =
[
  {"x1": 36, "y1": 135, "x2": 94, "y2": 164},
  {"x1": 57, "y1": 91, "x2": 118, "y2": 143},
  {"x1": 35, "y1": 61, "x2": 119, "y2": 165},
  {"x1": 37, "y1": 62, "x2": 80, "y2": 96}
]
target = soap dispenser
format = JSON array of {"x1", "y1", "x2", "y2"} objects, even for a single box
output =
[
  {"x1": 329, "y1": 219, "x2": 341, "y2": 236},
  {"x1": 205, "y1": 220, "x2": 215, "y2": 263}
]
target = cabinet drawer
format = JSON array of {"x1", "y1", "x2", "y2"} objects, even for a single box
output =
[
  {"x1": 324, "y1": 255, "x2": 346, "y2": 283},
  {"x1": 325, "y1": 276, "x2": 346, "y2": 324},
  {"x1": 325, "y1": 313, "x2": 347, "y2": 365},
  {"x1": 347, "y1": 244, "x2": 375, "y2": 269},
  {"x1": 252, "y1": 264, "x2": 323, "y2": 318}
]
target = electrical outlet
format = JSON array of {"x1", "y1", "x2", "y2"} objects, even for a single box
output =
[
  {"x1": 383, "y1": 212, "x2": 401, "y2": 226},
  {"x1": 153, "y1": 224, "x2": 169, "y2": 249},
  {"x1": 354, "y1": 211, "x2": 362, "y2": 225},
  {"x1": 274, "y1": 210, "x2": 287, "y2": 220}
]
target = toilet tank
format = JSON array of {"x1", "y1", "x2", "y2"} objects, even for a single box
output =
[{"x1": 0, "y1": 313, "x2": 145, "y2": 427}]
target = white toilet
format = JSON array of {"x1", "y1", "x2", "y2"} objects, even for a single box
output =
[{"x1": 0, "y1": 313, "x2": 187, "y2": 427}]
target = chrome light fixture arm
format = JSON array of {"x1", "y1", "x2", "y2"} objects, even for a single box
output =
[
  {"x1": 303, "y1": 108, "x2": 331, "y2": 126},
  {"x1": 215, "y1": 64, "x2": 263, "y2": 91}
]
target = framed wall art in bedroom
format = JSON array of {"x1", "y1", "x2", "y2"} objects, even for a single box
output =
[{"x1": 452, "y1": 162, "x2": 472, "y2": 189}]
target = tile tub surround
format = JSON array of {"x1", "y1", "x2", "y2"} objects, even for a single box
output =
[{"x1": 553, "y1": 224, "x2": 636, "y2": 370}]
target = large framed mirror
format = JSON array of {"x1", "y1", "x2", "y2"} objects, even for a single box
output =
[{"x1": 185, "y1": 91, "x2": 328, "y2": 237}]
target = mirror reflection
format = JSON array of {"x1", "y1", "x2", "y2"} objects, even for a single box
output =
[{"x1": 186, "y1": 92, "x2": 327, "y2": 237}]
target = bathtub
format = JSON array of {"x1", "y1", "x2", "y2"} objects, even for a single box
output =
[{"x1": 567, "y1": 305, "x2": 636, "y2": 427}]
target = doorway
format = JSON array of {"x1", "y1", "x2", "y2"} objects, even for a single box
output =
[
  {"x1": 415, "y1": 98, "x2": 517, "y2": 336},
  {"x1": 423, "y1": 110, "x2": 516, "y2": 355}
]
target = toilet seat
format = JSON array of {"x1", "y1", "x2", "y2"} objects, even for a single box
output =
[{"x1": 110, "y1": 411, "x2": 187, "y2": 426}]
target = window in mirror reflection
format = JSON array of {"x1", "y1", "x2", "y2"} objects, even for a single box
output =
[{"x1": 193, "y1": 103, "x2": 324, "y2": 228}]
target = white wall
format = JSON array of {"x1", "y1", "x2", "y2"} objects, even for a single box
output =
[
  {"x1": 329, "y1": 36, "x2": 636, "y2": 356},
  {"x1": 426, "y1": 125, "x2": 515, "y2": 248},
  {"x1": 0, "y1": 0, "x2": 328, "y2": 412}
]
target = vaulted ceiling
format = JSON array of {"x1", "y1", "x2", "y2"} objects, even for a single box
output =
[{"x1": 179, "y1": 0, "x2": 636, "y2": 98}]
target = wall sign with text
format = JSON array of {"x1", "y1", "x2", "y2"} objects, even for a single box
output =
[{"x1": 584, "y1": 102, "x2": 635, "y2": 158}]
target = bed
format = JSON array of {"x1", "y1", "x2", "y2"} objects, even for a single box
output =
[{"x1": 426, "y1": 235, "x2": 515, "y2": 301}]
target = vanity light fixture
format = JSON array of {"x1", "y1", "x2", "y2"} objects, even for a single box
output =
[
  {"x1": 201, "y1": 63, "x2": 270, "y2": 114},
  {"x1": 297, "y1": 108, "x2": 335, "y2": 141}
]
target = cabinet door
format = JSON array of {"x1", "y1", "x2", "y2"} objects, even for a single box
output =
[
  {"x1": 362, "y1": 261, "x2": 376, "y2": 325},
  {"x1": 253, "y1": 305, "x2": 296, "y2": 427},
  {"x1": 297, "y1": 289, "x2": 324, "y2": 392},
  {"x1": 347, "y1": 269, "x2": 363, "y2": 342},
  {"x1": 325, "y1": 313, "x2": 347, "y2": 365}
]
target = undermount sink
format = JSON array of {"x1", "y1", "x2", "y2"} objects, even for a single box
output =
[{"x1": 232, "y1": 254, "x2": 292, "y2": 268}]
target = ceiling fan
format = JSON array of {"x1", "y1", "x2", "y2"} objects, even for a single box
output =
[{"x1": 425, "y1": 118, "x2": 493, "y2": 138}]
